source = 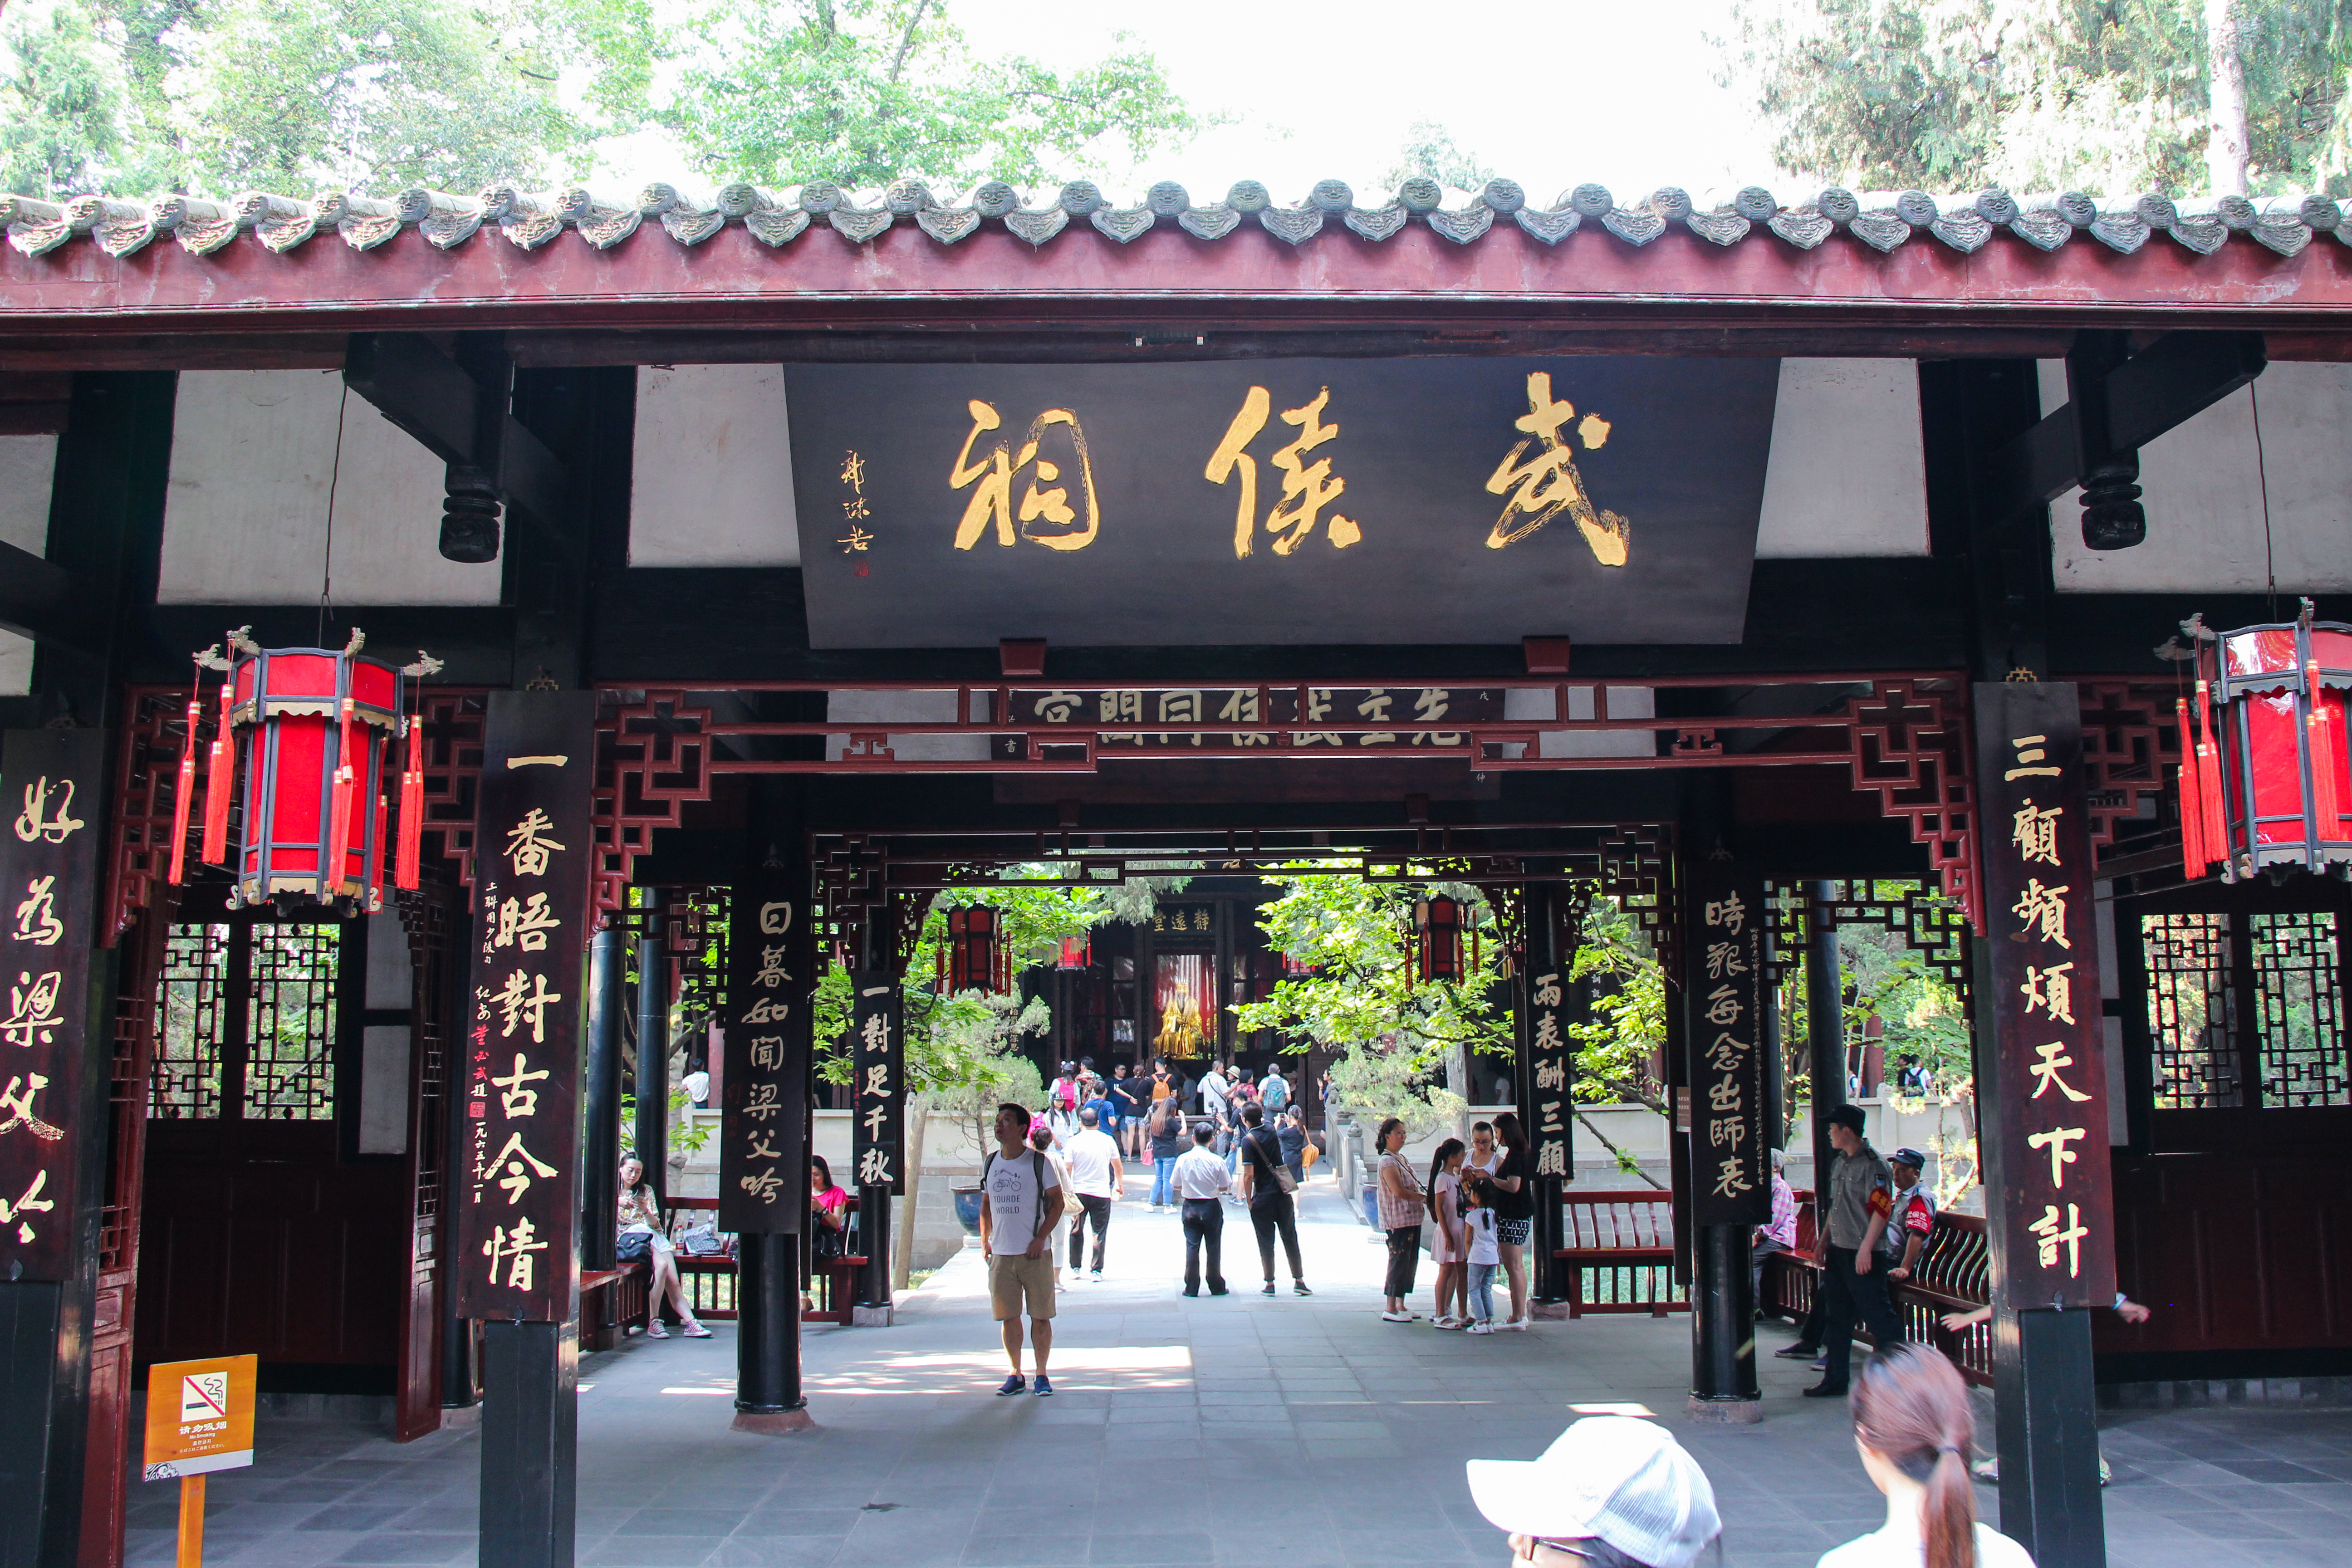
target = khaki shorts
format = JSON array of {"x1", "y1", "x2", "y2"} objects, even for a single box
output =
[{"x1": 988, "y1": 1252, "x2": 1056, "y2": 1322}]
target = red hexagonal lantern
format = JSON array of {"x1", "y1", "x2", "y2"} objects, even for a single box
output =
[
  {"x1": 1415, "y1": 895, "x2": 1464, "y2": 982},
  {"x1": 2202, "y1": 605, "x2": 2352, "y2": 879},
  {"x1": 946, "y1": 905, "x2": 1004, "y2": 994}
]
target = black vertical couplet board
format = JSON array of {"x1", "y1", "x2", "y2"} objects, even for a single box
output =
[
  {"x1": 1687, "y1": 862, "x2": 1770, "y2": 1227},
  {"x1": 456, "y1": 693, "x2": 595, "y2": 1323},
  {"x1": 720, "y1": 870, "x2": 810, "y2": 1233},
  {"x1": 1973, "y1": 682, "x2": 2117, "y2": 1310},
  {"x1": 0, "y1": 729, "x2": 103, "y2": 1281},
  {"x1": 851, "y1": 973, "x2": 905, "y2": 1196},
  {"x1": 1522, "y1": 904, "x2": 1574, "y2": 1186}
]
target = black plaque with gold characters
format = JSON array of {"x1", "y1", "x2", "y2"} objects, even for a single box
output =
[
  {"x1": 456, "y1": 694, "x2": 594, "y2": 1323},
  {"x1": 787, "y1": 358, "x2": 1780, "y2": 648},
  {"x1": 720, "y1": 867, "x2": 812, "y2": 1233}
]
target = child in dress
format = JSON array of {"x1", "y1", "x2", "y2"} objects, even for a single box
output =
[
  {"x1": 1464, "y1": 1182, "x2": 1501, "y2": 1334},
  {"x1": 1427, "y1": 1139, "x2": 1467, "y2": 1329}
]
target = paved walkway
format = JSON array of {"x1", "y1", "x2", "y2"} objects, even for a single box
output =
[{"x1": 121, "y1": 1173, "x2": 2352, "y2": 1568}]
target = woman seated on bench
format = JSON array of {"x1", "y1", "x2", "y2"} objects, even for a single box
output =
[
  {"x1": 806, "y1": 1156, "x2": 852, "y2": 1310},
  {"x1": 618, "y1": 1156, "x2": 711, "y2": 1339}
]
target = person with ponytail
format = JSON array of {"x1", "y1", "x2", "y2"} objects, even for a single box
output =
[{"x1": 1820, "y1": 1343, "x2": 2033, "y2": 1568}]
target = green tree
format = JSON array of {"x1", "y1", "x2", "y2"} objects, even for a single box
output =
[
  {"x1": 0, "y1": 0, "x2": 151, "y2": 196},
  {"x1": 1230, "y1": 873, "x2": 1507, "y2": 1137},
  {"x1": 1382, "y1": 119, "x2": 1496, "y2": 193},
  {"x1": 663, "y1": 0, "x2": 1204, "y2": 190},
  {"x1": 1721, "y1": 0, "x2": 2352, "y2": 196}
]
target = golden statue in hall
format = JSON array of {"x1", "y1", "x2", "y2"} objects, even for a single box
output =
[{"x1": 1153, "y1": 989, "x2": 1205, "y2": 1059}]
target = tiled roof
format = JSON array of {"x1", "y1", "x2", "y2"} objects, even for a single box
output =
[{"x1": 1, "y1": 176, "x2": 2343, "y2": 261}]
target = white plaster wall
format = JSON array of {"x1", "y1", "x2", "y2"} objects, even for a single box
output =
[
  {"x1": 158, "y1": 369, "x2": 501, "y2": 606},
  {"x1": 824, "y1": 688, "x2": 991, "y2": 762},
  {"x1": 1756, "y1": 360, "x2": 1930, "y2": 558},
  {"x1": 2040, "y1": 358, "x2": 2352, "y2": 593},
  {"x1": 628, "y1": 365, "x2": 799, "y2": 567},
  {"x1": 1504, "y1": 684, "x2": 1657, "y2": 758},
  {"x1": 0, "y1": 434, "x2": 58, "y2": 695}
]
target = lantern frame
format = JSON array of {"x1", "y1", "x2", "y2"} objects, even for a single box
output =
[
  {"x1": 228, "y1": 642, "x2": 406, "y2": 912},
  {"x1": 946, "y1": 905, "x2": 1005, "y2": 994},
  {"x1": 2210, "y1": 611, "x2": 2352, "y2": 879},
  {"x1": 1055, "y1": 934, "x2": 1091, "y2": 971},
  {"x1": 1416, "y1": 895, "x2": 1465, "y2": 983}
]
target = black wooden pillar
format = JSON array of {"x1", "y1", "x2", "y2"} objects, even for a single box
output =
[
  {"x1": 1804, "y1": 883, "x2": 1844, "y2": 1186},
  {"x1": 580, "y1": 927, "x2": 625, "y2": 1274},
  {"x1": 1684, "y1": 860, "x2": 1767, "y2": 1421},
  {"x1": 633, "y1": 887, "x2": 668, "y2": 1209},
  {"x1": 479, "y1": 1322, "x2": 575, "y2": 1568},
  {"x1": 1515, "y1": 882, "x2": 1573, "y2": 1303}
]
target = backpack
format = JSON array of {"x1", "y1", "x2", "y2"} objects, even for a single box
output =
[
  {"x1": 1262, "y1": 1075, "x2": 1289, "y2": 1111},
  {"x1": 983, "y1": 1148, "x2": 1052, "y2": 1237}
]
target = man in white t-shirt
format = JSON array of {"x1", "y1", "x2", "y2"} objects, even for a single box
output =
[
  {"x1": 978, "y1": 1102, "x2": 1062, "y2": 1397},
  {"x1": 1200, "y1": 1062, "x2": 1231, "y2": 1122},
  {"x1": 1062, "y1": 1107, "x2": 1125, "y2": 1279}
]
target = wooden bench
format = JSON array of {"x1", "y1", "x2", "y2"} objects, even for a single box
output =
[
  {"x1": 1554, "y1": 1191, "x2": 1688, "y2": 1318},
  {"x1": 579, "y1": 1193, "x2": 870, "y2": 1343},
  {"x1": 1762, "y1": 1191, "x2": 1993, "y2": 1386}
]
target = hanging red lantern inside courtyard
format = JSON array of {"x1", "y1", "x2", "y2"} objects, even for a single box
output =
[
  {"x1": 167, "y1": 630, "x2": 436, "y2": 912},
  {"x1": 946, "y1": 905, "x2": 1004, "y2": 993},
  {"x1": 1416, "y1": 895, "x2": 1464, "y2": 982},
  {"x1": 1055, "y1": 934, "x2": 1090, "y2": 970},
  {"x1": 2200, "y1": 603, "x2": 2352, "y2": 879}
]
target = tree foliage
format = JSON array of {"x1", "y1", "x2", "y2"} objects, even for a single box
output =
[
  {"x1": 0, "y1": 0, "x2": 1200, "y2": 200},
  {"x1": 1721, "y1": 0, "x2": 2352, "y2": 196},
  {"x1": 1382, "y1": 119, "x2": 1496, "y2": 193}
]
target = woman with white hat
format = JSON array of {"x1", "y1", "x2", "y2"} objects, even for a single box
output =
[{"x1": 1466, "y1": 1416, "x2": 1723, "y2": 1568}]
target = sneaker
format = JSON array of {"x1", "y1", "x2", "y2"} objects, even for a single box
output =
[
  {"x1": 1432, "y1": 1315, "x2": 1460, "y2": 1329},
  {"x1": 1772, "y1": 1344, "x2": 1818, "y2": 1360},
  {"x1": 681, "y1": 1322, "x2": 713, "y2": 1339},
  {"x1": 1090, "y1": 1269, "x2": 1102, "y2": 1281},
  {"x1": 646, "y1": 1322, "x2": 669, "y2": 1339},
  {"x1": 1501, "y1": 1318, "x2": 1531, "y2": 1332},
  {"x1": 996, "y1": 1375, "x2": 1027, "y2": 1396},
  {"x1": 1262, "y1": 1282, "x2": 1277, "y2": 1296},
  {"x1": 1467, "y1": 1322, "x2": 1494, "y2": 1335},
  {"x1": 1382, "y1": 1310, "x2": 1415, "y2": 1323},
  {"x1": 1033, "y1": 1376, "x2": 1054, "y2": 1397},
  {"x1": 1293, "y1": 1283, "x2": 1313, "y2": 1297}
]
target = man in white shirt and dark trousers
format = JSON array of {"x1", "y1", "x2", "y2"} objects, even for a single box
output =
[
  {"x1": 979, "y1": 1102, "x2": 1063, "y2": 1396},
  {"x1": 1171, "y1": 1122, "x2": 1232, "y2": 1297},
  {"x1": 1063, "y1": 1107, "x2": 1125, "y2": 1278}
]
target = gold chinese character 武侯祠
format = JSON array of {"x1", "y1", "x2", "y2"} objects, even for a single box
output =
[
  {"x1": 950, "y1": 401, "x2": 1100, "y2": 552},
  {"x1": 1204, "y1": 385, "x2": 1363, "y2": 557},
  {"x1": 1484, "y1": 371, "x2": 1627, "y2": 566}
]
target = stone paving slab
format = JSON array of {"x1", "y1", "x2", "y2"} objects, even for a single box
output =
[{"x1": 116, "y1": 1171, "x2": 2352, "y2": 1567}]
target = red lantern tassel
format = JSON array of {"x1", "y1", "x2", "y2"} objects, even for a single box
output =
[
  {"x1": 2176, "y1": 696, "x2": 2206, "y2": 878},
  {"x1": 2195, "y1": 669, "x2": 2228, "y2": 869},
  {"x1": 167, "y1": 689, "x2": 201, "y2": 886},
  {"x1": 201, "y1": 677, "x2": 235, "y2": 866},
  {"x1": 326, "y1": 696, "x2": 358, "y2": 897},
  {"x1": 395, "y1": 715, "x2": 424, "y2": 891}
]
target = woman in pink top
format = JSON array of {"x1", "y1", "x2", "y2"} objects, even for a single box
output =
[{"x1": 1375, "y1": 1118, "x2": 1426, "y2": 1322}]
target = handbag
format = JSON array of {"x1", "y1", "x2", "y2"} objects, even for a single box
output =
[
  {"x1": 1250, "y1": 1129, "x2": 1297, "y2": 1195},
  {"x1": 677, "y1": 1224, "x2": 726, "y2": 1257},
  {"x1": 615, "y1": 1230, "x2": 653, "y2": 1262}
]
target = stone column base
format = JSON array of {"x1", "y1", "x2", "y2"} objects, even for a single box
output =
[
  {"x1": 731, "y1": 1407, "x2": 816, "y2": 1435},
  {"x1": 851, "y1": 1303, "x2": 895, "y2": 1327},
  {"x1": 1684, "y1": 1396, "x2": 1763, "y2": 1425},
  {"x1": 1529, "y1": 1301, "x2": 1571, "y2": 1321}
]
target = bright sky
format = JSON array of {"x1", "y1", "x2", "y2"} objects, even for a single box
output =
[
  {"x1": 948, "y1": 0, "x2": 1779, "y2": 203},
  {"x1": 591, "y1": 0, "x2": 1786, "y2": 205}
]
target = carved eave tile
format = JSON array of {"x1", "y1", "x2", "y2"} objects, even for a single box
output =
[
  {"x1": 480, "y1": 187, "x2": 560, "y2": 250},
  {"x1": 1177, "y1": 205, "x2": 1240, "y2": 240},
  {"x1": 2, "y1": 195, "x2": 74, "y2": 257},
  {"x1": 2007, "y1": 208, "x2": 2077, "y2": 252},
  {"x1": 2250, "y1": 215, "x2": 2312, "y2": 256},
  {"x1": 1426, "y1": 205, "x2": 1496, "y2": 244},
  {"x1": 322, "y1": 193, "x2": 398, "y2": 250},
  {"x1": 1600, "y1": 206, "x2": 1666, "y2": 245},
  {"x1": 1090, "y1": 207, "x2": 1154, "y2": 243},
  {"x1": 1767, "y1": 207, "x2": 1836, "y2": 249},
  {"x1": 1928, "y1": 204, "x2": 1993, "y2": 252},
  {"x1": 745, "y1": 206, "x2": 811, "y2": 246},
  {"x1": 1004, "y1": 207, "x2": 1069, "y2": 246},
  {"x1": 394, "y1": 187, "x2": 484, "y2": 250},
  {"x1": 917, "y1": 206, "x2": 982, "y2": 244},
  {"x1": 660, "y1": 204, "x2": 728, "y2": 245},
  {"x1": 1846, "y1": 210, "x2": 1913, "y2": 253},
  {"x1": 2088, "y1": 212, "x2": 2151, "y2": 254},
  {"x1": 241, "y1": 192, "x2": 319, "y2": 253},
  {"x1": 1344, "y1": 202, "x2": 1410, "y2": 241},
  {"x1": 560, "y1": 188, "x2": 642, "y2": 249},
  {"x1": 1684, "y1": 208, "x2": 1750, "y2": 246},
  {"x1": 828, "y1": 206, "x2": 894, "y2": 244},
  {"x1": 1258, "y1": 206, "x2": 1322, "y2": 245},
  {"x1": 1512, "y1": 206, "x2": 1578, "y2": 245},
  {"x1": 156, "y1": 194, "x2": 239, "y2": 255},
  {"x1": 76, "y1": 196, "x2": 155, "y2": 258}
]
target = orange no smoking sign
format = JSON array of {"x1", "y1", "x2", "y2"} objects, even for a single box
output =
[{"x1": 142, "y1": 1354, "x2": 257, "y2": 1481}]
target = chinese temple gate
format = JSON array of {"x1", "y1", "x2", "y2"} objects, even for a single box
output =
[{"x1": 3, "y1": 173, "x2": 2351, "y2": 1568}]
